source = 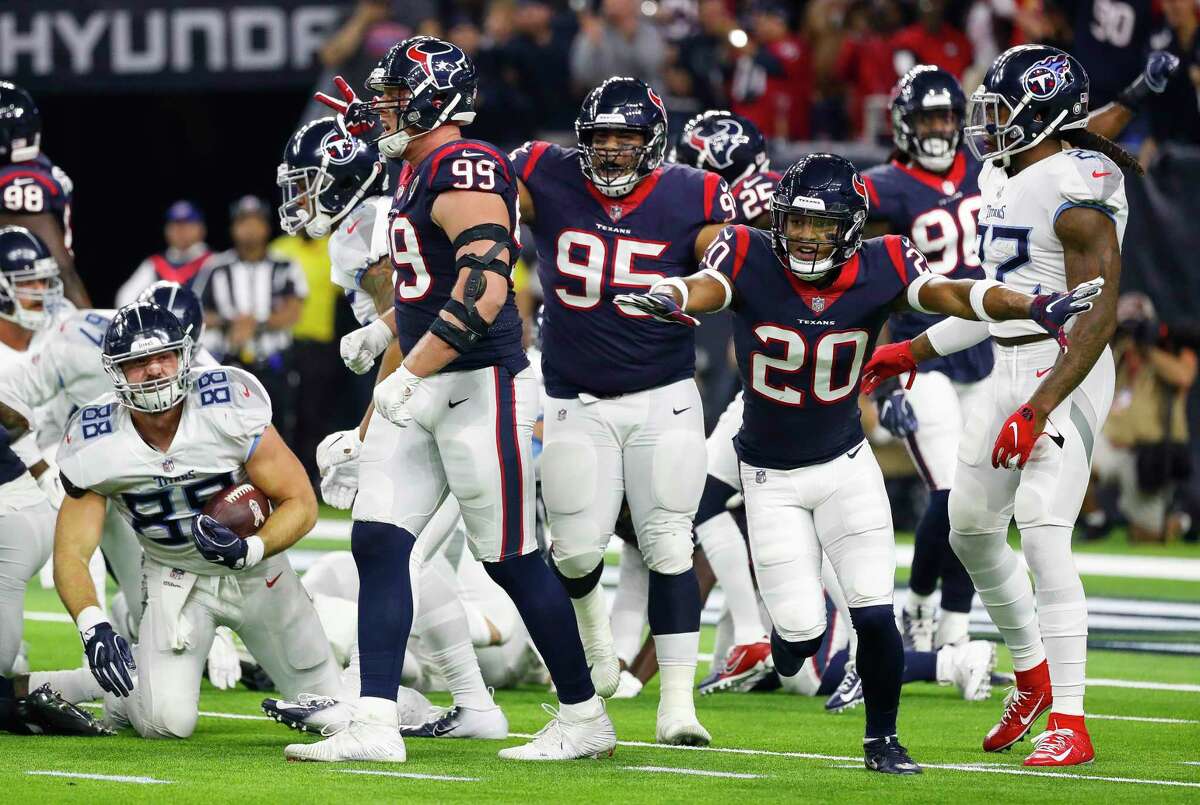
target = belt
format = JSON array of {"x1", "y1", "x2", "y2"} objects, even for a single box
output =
[{"x1": 994, "y1": 333, "x2": 1053, "y2": 347}]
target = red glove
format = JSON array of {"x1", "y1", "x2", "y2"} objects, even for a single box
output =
[
  {"x1": 992, "y1": 404, "x2": 1044, "y2": 470},
  {"x1": 314, "y1": 75, "x2": 375, "y2": 137},
  {"x1": 860, "y1": 340, "x2": 917, "y2": 396}
]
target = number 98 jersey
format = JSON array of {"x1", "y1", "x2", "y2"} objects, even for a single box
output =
[
  {"x1": 56, "y1": 366, "x2": 271, "y2": 576},
  {"x1": 0, "y1": 154, "x2": 74, "y2": 249}
]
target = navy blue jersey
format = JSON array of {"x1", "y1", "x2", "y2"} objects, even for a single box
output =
[
  {"x1": 863, "y1": 151, "x2": 993, "y2": 383},
  {"x1": 729, "y1": 170, "x2": 781, "y2": 226},
  {"x1": 0, "y1": 154, "x2": 74, "y2": 250},
  {"x1": 1059, "y1": 0, "x2": 1157, "y2": 106},
  {"x1": 388, "y1": 139, "x2": 527, "y2": 374},
  {"x1": 0, "y1": 424, "x2": 25, "y2": 486},
  {"x1": 512, "y1": 141, "x2": 733, "y2": 398},
  {"x1": 709, "y1": 227, "x2": 929, "y2": 469}
]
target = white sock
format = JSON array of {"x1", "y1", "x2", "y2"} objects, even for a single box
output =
[
  {"x1": 653, "y1": 631, "x2": 698, "y2": 714},
  {"x1": 559, "y1": 694, "x2": 603, "y2": 720},
  {"x1": 905, "y1": 590, "x2": 934, "y2": 613},
  {"x1": 28, "y1": 668, "x2": 103, "y2": 704},
  {"x1": 342, "y1": 644, "x2": 361, "y2": 698},
  {"x1": 696, "y1": 512, "x2": 765, "y2": 645},
  {"x1": 611, "y1": 542, "x2": 649, "y2": 664},
  {"x1": 430, "y1": 644, "x2": 493, "y2": 710},
  {"x1": 1024, "y1": 524, "x2": 1088, "y2": 715},
  {"x1": 355, "y1": 695, "x2": 398, "y2": 726},
  {"x1": 569, "y1": 584, "x2": 615, "y2": 658},
  {"x1": 936, "y1": 610, "x2": 971, "y2": 647},
  {"x1": 710, "y1": 608, "x2": 734, "y2": 673}
]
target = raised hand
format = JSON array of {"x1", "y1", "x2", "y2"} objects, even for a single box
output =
[
  {"x1": 314, "y1": 75, "x2": 376, "y2": 137},
  {"x1": 612, "y1": 292, "x2": 700, "y2": 326}
]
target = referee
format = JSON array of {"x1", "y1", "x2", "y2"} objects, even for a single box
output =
[{"x1": 194, "y1": 195, "x2": 307, "y2": 446}]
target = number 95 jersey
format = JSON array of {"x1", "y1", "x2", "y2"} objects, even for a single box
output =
[{"x1": 56, "y1": 366, "x2": 272, "y2": 576}]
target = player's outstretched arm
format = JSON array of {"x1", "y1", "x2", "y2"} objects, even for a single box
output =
[
  {"x1": 612, "y1": 272, "x2": 732, "y2": 326},
  {"x1": 53, "y1": 489, "x2": 107, "y2": 621},
  {"x1": 244, "y1": 425, "x2": 319, "y2": 557},
  {"x1": 1088, "y1": 51, "x2": 1180, "y2": 141}
]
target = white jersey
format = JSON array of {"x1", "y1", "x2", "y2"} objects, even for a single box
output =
[
  {"x1": 56, "y1": 365, "x2": 272, "y2": 576},
  {"x1": 977, "y1": 147, "x2": 1128, "y2": 339},
  {"x1": 328, "y1": 195, "x2": 391, "y2": 325}
]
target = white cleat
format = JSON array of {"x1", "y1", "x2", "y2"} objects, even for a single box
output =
[
  {"x1": 941, "y1": 640, "x2": 997, "y2": 702},
  {"x1": 284, "y1": 718, "x2": 406, "y2": 763},
  {"x1": 498, "y1": 702, "x2": 616, "y2": 761},
  {"x1": 610, "y1": 670, "x2": 643, "y2": 699},
  {"x1": 656, "y1": 708, "x2": 711, "y2": 747}
]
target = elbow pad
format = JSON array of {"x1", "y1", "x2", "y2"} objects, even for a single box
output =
[{"x1": 433, "y1": 224, "x2": 517, "y2": 354}]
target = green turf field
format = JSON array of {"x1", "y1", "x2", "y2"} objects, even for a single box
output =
[{"x1": 5, "y1": 572, "x2": 1199, "y2": 804}]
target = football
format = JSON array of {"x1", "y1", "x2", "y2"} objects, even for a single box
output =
[{"x1": 201, "y1": 482, "x2": 271, "y2": 538}]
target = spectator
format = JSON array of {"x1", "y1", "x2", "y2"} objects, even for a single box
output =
[
  {"x1": 835, "y1": 0, "x2": 903, "y2": 138},
  {"x1": 509, "y1": 0, "x2": 578, "y2": 135},
  {"x1": 1087, "y1": 294, "x2": 1196, "y2": 542},
  {"x1": 1142, "y1": 0, "x2": 1200, "y2": 165},
  {"x1": 114, "y1": 201, "x2": 211, "y2": 307},
  {"x1": 730, "y1": 3, "x2": 814, "y2": 139},
  {"x1": 1049, "y1": 0, "x2": 1158, "y2": 108},
  {"x1": 194, "y1": 196, "x2": 307, "y2": 446},
  {"x1": 570, "y1": 0, "x2": 667, "y2": 93},
  {"x1": 671, "y1": 0, "x2": 739, "y2": 117},
  {"x1": 453, "y1": 11, "x2": 534, "y2": 145},
  {"x1": 890, "y1": 0, "x2": 974, "y2": 80}
]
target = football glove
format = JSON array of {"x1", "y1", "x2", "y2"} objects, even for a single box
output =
[
  {"x1": 874, "y1": 385, "x2": 918, "y2": 439},
  {"x1": 1145, "y1": 50, "x2": 1181, "y2": 94},
  {"x1": 340, "y1": 318, "x2": 393, "y2": 375},
  {"x1": 314, "y1": 75, "x2": 376, "y2": 137},
  {"x1": 860, "y1": 340, "x2": 918, "y2": 395},
  {"x1": 374, "y1": 364, "x2": 423, "y2": 428},
  {"x1": 992, "y1": 403, "x2": 1043, "y2": 470},
  {"x1": 191, "y1": 514, "x2": 259, "y2": 570},
  {"x1": 612, "y1": 292, "x2": 700, "y2": 327},
  {"x1": 80, "y1": 619, "x2": 136, "y2": 698},
  {"x1": 316, "y1": 429, "x2": 361, "y2": 473},
  {"x1": 320, "y1": 461, "x2": 358, "y2": 510},
  {"x1": 36, "y1": 464, "x2": 66, "y2": 509},
  {"x1": 206, "y1": 627, "x2": 242, "y2": 691},
  {"x1": 1029, "y1": 277, "x2": 1104, "y2": 350}
]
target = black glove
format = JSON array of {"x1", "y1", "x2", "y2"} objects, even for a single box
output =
[{"x1": 81, "y1": 621, "x2": 136, "y2": 698}]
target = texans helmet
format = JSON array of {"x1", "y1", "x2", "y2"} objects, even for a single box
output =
[
  {"x1": 771, "y1": 154, "x2": 868, "y2": 280},
  {"x1": 102, "y1": 302, "x2": 194, "y2": 413},
  {"x1": 277, "y1": 116, "x2": 386, "y2": 238},
  {"x1": 0, "y1": 225, "x2": 62, "y2": 330},
  {"x1": 891, "y1": 65, "x2": 966, "y2": 172},
  {"x1": 365, "y1": 35, "x2": 478, "y2": 159},
  {"x1": 671, "y1": 110, "x2": 769, "y2": 185},
  {"x1": 965, "y1": 45, "x2": 1089, "y2": 163},
  {"x1": 576, "y1": 77, "x2": 668, "y2": 198},
  {"x1": 0, "y1": 81, "x2": 41, "y2": 165},
  {"x1": 136, "y1": 281, "x2": 205, "y2": 358}
]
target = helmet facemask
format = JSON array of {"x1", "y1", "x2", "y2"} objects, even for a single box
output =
[
  {"x1": 771, "y1": 204, "x2": 863, "y2": 282},
  {"x1": 277, "y1": 164, "x2": 332, "y2": 236},
  {"x1": 578, "y1": 125, "x2": 664, "y2": 198},
  {"x1": 103, "y1": 334, "x2": 194, "y2": 413},
  {"x1": 964, "y1": 86, "x2": 1086, "y2": 163},
  {"x1": 906, "y1": 108, "x2": 961, "y2": 172},
  {"x1": 0, "y1": 256, "x2": 63, "y2": 330}
]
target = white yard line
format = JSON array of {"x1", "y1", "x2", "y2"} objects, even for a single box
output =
[
  {"x1": 901, "y1": 762, "x2": 1200, "y2": 788},
  {"x1": 621, "y1": 765, "x2": 765, "y2": 779},
  {"x1": 337, "y1": 769, "x2": 480, "y2": 783},
  {"x1": 1088, "y1": 678, "x2": 1200, "y2": 693},
  {"x1": 24, "y1": 611, "x2": 72, "y2": 623},
  {"x1": 26, "y1": 771, "x2": 172, "y2": 784},
  {"x1": 1090, "y1": 714, "x2": 1199, "y2": 725}
]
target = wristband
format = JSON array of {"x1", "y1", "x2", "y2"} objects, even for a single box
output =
[
  {"x1": 649, "y1": 277, "x2": 689, "y2": 310},
  {"x1": 76, "y1": 605, "x2": 108, "y2": 636},
  {"x1": 969, "y1": 280, "x2": 1003, "y2": 323},
  {"x1": 1116, "y1": 75, "x2": 1149, "y2": 111},
  {"x1": 243, "y1": 536, "x2": 266, "y2": 569}
]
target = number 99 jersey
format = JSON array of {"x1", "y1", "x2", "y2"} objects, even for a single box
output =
[{"x1": 56, "y1": 366, "x2": 272, "y2": 576}]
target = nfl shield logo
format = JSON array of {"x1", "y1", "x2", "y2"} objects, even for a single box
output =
[
  {"x1": 557, "y1": 408, "x2": 567, "y2": 421},
  {"x1": 170, "y1": 568, "x2": 184, "y2": 580},
  {"x1": 162, "y1": 458, "x2": 175, "y2": 473},
  {"x1": 609, "y1": 204, "x2": 624, "y2": 222},
  {"x1": 755, "y1": 470, "x2": 767, "y2": 485},
  {"x1": 811, "y1": 296, "x2": 826, "y2": 313}
]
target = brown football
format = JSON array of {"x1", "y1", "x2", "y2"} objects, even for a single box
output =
[{"x1": 201, "y1": 482, "x2": 272, "y2": 538}]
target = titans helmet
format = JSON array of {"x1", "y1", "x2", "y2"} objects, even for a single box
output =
[
  {"x1": 771, "y1": 154, "x2": 868, "y2": 281},
  {"x1": 102, "y1": 302, "x2": 194, "y2": 413},
  {"x1": 671, "y1": 110, "x2": 769, "y2": 185},
  {"x1": 891, "y1": 65, "x2": 967, "y2": 172},
  {"x1": 0, "y1": 225, "x2": 62, "y2": 330},
  {"x1": 136, "y1": 281, "x2": 205, "y2": 358},
  {"x1": 0, "y1": 82, "x2": 41, "y2": 165},
  {"x1": 575, "y1": 77, "x2": 668, "y2": 198}
]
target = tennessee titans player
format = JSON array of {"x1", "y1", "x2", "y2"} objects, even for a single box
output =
[{"x1": 614, "y1": 153, "x2": 1100, "y2": 774}]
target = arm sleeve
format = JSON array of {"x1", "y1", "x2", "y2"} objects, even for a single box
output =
[{"x1": 925, "y1": 315, "x2": 993, "y2": 356}]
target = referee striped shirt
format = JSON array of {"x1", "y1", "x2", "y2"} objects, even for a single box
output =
[{"x1": 194, "y1": 249, "x2": 308, "y2": 362}]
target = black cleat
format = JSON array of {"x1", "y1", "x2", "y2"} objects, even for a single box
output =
[
  {"x1": 864, "y1": 736, "x2": 922, "y2": 775},
  {"x1": 16, "y1": 685, "x2": 115, "y2": 736},
  {"x1": 240, "y1": 661, "x2": 276, "y2": 692}
]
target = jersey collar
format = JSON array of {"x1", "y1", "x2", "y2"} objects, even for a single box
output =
[
  {"x1": 783, "y1": 253, "x2": 861, "y2": 314},
  {"x1": 585, "y1": 168, "x2": 664, "y2": 223},
  {"x1": 890, "y1": 150, "x2": 967, "y2": 195}
]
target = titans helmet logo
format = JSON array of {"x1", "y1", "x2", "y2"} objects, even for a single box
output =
[
  {"x1": 1021, "y1": 54, "x2": 1072, "y2": 101},
  {"x1": 405, "y1": 39, "x2": 469, "y2": 91},
  {"x1": 688, "y1": 119, "x2": 750, "y2": 170},
  {"x1": 319, "y1": 128, "x2": 357, "y2": 166}
]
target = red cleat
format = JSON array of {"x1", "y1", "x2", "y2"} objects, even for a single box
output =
[
  {"x1": 982, "y1": 661, "x2": 1052, "y2": 752},
  {"x1": 697, "y1": 640, "x2": 773, "y2": 695},
  {"x1": 1023, "y1": 713, "x2": 1095, "y2": 767}
]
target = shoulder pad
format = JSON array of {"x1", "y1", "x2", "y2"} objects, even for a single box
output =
[
  {"x1": 1059, "y1": 149, "x2": 1124, "y2": 205},
  {"x1": 509, "y1": 140, "x2": 560, "y2": 183},
  {"x1": 428, "y1": 142, "x2": 514, "y2": 195},
  {"x1": 57, "y1": 399, "x2": 121, "y2": 490},
  {"x1": 0, "y1": 162, "x2": 68, "y2": 213},
  {"x1": 191, "y1": 365, "x2": 272, "y2": 454}
]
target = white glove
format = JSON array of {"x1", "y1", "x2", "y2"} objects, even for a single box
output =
[
  {"x1": 316, "y1": 429, "x2": 361, "y2": 473},
  {"x1": 320, "y1": 460, "x2": 358, "y2": 510},
  {"x1": 36, "y1": 464, "x2": 66, "y2": 509},
  {"x1": 206, "y1": 626, "x2": 242, "y2": 690},
  {"x1": 374, "y1": 365, "x2": 423, "y2": 427},
  {"x1": 340, "y1": 318, "x2": 393, "y2": 375}
]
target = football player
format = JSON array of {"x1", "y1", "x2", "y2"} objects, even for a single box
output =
[
  {"x1": 52, "y1": 302, "x2": 344, "y2": 739},
  {"x1": 672, "y1": 109, "x2": 779, "y2": 228},
  {"x1": 615, "y1": 153, "x2": 1099, "y2": 773},
  {"x1": 290, "y1": 37, "x2": 615, "y2": 763},
  {"x1": 0, "y1": 82, "x2": 88, "y2": 306},
  {"x1": 861, "y1": 45, "x2": 1138, "y2": 767},
  {"x1": 509, "y1": 77, "x2": 735, "y2": 746}
]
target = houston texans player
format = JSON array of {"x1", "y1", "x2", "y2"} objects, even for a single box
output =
[
  {"x1": 862, "y1": 45, "x2": 1140, "y2": 767},
  {"x1": 671, "y1": 110, "x2": 779, "y2": 228},
  {"x1": 510, "y1": 77, "x2": 735, "y2": 745},
  {"x1": 0, "y1": 82, "x2": 88, "y2": 307},
  {"x1": 614, "y1": 153, "x2": 1099, "y2": 773},
  {"x1": 290, "y1": 37, "x2": 615, "y2": 763}
]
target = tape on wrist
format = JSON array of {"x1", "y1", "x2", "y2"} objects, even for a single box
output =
[
  {"x1": 650, "y1": 277, "x2": 689, "y2": 310},
  {"x1": 76, "y1": 605, "x2": 107, "y2": 636},
  {"x1": 969, "y1": 280, "x2": 1003, "y2": 323},
  {"x1": 243, "y1": 536, "x2": 266, "y2": 569}
]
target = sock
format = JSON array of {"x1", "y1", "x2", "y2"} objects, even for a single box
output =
[
  {"x1": 909, "y1": 490, "x2": 950, "y2": 598},
  {"x1": 485, "y1": 552, "x2": 595, "y2": 704},
  {"x1": 351, "y1": 521, "x2": 416, "y2": 701},
  {"x1": 950, "y1": 528, "x2": 1045, "y2": 672},
  {"x1": 695, "y1": 512, "x2": 764, "y2": 645},
  {"x1": 710, "y1": 608, "x2": 734, "y2": 674},
  {"x1": 1025, "y1": 524, "x2": 1088, "y2": 716},
  {"x1": 815, "y1": 647, "x2": 851, "y2": 697},
  {"x1": 27, "y1": 668, "x2": 103, "y2": 704},
  {"x1": 611, "y1": 542, "x2": 649, "y2": 664},
  {"x1": 905, "y1": 591, "x2": 934, "y2": 613},
  {"x1": 429, "y1": 644, "x2": 493, "y2": 710},
  {"x1": 559, "y1": 695, "x2": 603, "y2": 721},
  {"x1": 936, "y1": 610, "x2": 971, "y2": 648},
  {"x1": 849, "y1": 605, "x2": 904, "y2": 740},
  {"x1": 414, "y1": 559, "x2": 492, "y2": 710},
  {"x1": 904, "y1": 649, "x2": 939, "y2": 683},
  {"x1": 342, "y1": 644, "x2": 361, "y2": 698},
  {"x1": 648, "y1": 569, "x2": 700, "y2": 712}
]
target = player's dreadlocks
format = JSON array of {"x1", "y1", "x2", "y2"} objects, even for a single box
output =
[{"x1": 1061, "y1": 129, "x2": 1144, "y2": 176}]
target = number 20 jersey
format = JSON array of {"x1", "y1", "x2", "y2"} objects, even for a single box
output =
[
  {"x1": 707, "y1": 227, "x2": 930, "y2": 469},
  {"x1": 56, "y1": 366, "x2": 271, "y2": 576},
  {"x1": 511, "y1": 141, "x2": 733, "y2": 397}
]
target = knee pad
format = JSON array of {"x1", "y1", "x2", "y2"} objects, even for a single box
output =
[
  {"x1": 149, "y1": 700, "x2": 199, "y2": 739},
  {"x1": 948, "y1": 485, "x2": 1009, "y2": 536},
  {"x1": 694, "y1": 475, "x2": 738, "y2": 527},
  {"x1": 639, "y1": 524, "x2": 694, "y2": 576},
  {"x1": 552, "y1": 557, "x2": 603, "y2": 598},
  {"x1": 847, "y1": 604, "x2": 896, "y2": 638},
  {"x1": 771, "y1": 628, "x2": 825, "y2": 678},
  {"x1": 650, "y1": 430, "x2": 707, "y2": 515},
  {"x1": 540, "y1": 435, "x2": 596, "y2": 518}
]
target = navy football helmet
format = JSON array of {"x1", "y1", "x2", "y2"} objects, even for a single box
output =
[
  {"x1": 102, "y1": 303, "x2": 193, "y2": 413},
  {"x1": 671, "y1": 110, "x2": 769, "y2": 185},
  {"x1": 277, "y1": 116, "x2": 386, "y2": 238},
  {"x1": 136, "y1": 281, "x2": 205, "y2": 358},
  {"x1": 0, "y1": 81, "x2": 41, "y2": 165},
  {"x1": 965, "y1": 45, "x2": 1089, "y2": 163},
  {"x1": 365, "y1": 36, "x2": 478, "y2": 159},
  {"x1": 771, "y1": 154, "x2": 868, "y2": 281},
  {"x1": 891, "y1": 65, "x2": 966, "y2": 172},
  {"x1": 576, "y1": 77, "x2": 668, "y2": 198},
  {"x1": 0, "y1": 225, "x2": 62, "y2": 330}
]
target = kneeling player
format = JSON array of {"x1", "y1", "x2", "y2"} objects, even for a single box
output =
[
  {"x1": 615, "y1": 154, "x2": 1099, "y2": 773},
  {"x1": 52, "y1": 302, "x2": 343, "y2": 739}
]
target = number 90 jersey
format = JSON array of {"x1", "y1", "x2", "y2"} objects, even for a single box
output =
[
  {"x1": 511, "y1": 140, "x2": 734, "y2": 397},
  {"x1": 56, "y1": 366, "x2": 272, "y2": 576},
  {"x1": 388, "y1": 139, "x2": 528, "y2": 374},
  {"x1": 977, "y1": 148, "x2": 1128, "y2": 339},
  {"x1": 705, "y1": 227, "x2": 933, "y2": 469},
  {"x1": 863, "y1": 151, "x2": 992, "y2": 383}
]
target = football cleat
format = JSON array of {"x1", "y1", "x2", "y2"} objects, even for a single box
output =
[
  {"x1": 587, "y1": 651, "x2": 621, "y2": 700},
  {"x1": 11, "y1": 685, "x2": 115, "y2": 736},
  {"x1": 1023, "y1": 715, "x2": 1094, "y2": 767},
  {"x1": 698, "y1": 640, "x2": 773, "y2": 695},
  {"x1": 983, "y1": 662, "x2": 1052, "y2": 752},
  {"x1": 284, "y1": 718, "x2": 406, "y2": 762},
  {"x1": 901, "y1": 603, "x2": 935, "y2": 653},
  {"x1": 656, "y1": 707, "x2": 711, "y2": 747},
  {"x1": 498, "y1": 702, "x2": 616, "y2": 761},
  {"x1": 824, "y1": 666, "x2": 864, "y2": 713},
  {"x1": 864, "y1": 736, "x2": 923, "y2": 775},
  {"x1": 941, "y1": 640, "x2": 997, "y2": 701},
  {"x1": 239, "y1": 661, "x2": 276, "y2": 692},
  {"x1": 400, "y1": 704, "x2": 508, "y2": 740},
  {"x1": 611, "y1": 670, "x2": 643, "y2": 699},
  {"x1": 263, "y1": 694, "x2": 350, "y2": 735}
]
